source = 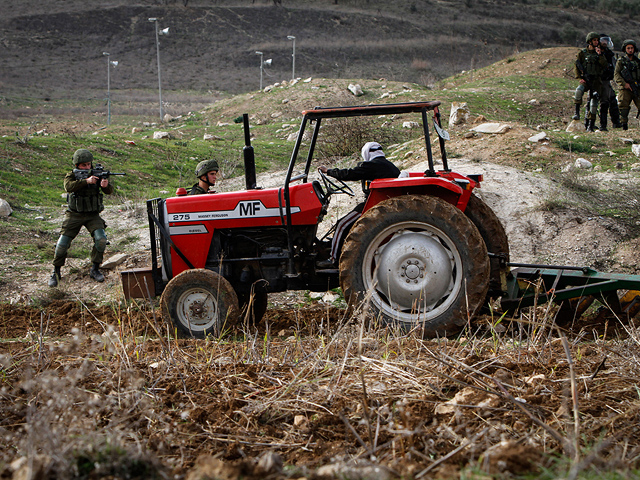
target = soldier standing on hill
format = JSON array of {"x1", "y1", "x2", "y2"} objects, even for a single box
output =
[
  {"x1": 614, "y1": 39, "x2": 640, "y2": 131},
  {"x1": 48, "y1": 149, "x2": 113, "y2": 287},
  {"x1": 598, "y1": 34, "x2": 622, "y2": 130},
  {"x1": 188, "y1": 159, "x2": 219, "y2": 195},
  {"x1": 572, "y1": 31, "x2": 607, "y2": 132}
]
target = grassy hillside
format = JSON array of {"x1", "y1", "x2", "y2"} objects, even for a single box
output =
[{"x1": 1, "y1": 0, "x2": 639, "y2": 119}]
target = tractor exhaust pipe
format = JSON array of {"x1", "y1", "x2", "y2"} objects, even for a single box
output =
[{"x1": 242, "y1": 113, "x2": 257, "y2": 190}]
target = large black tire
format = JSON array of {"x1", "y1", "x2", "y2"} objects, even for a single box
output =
[
  {"x1": 463, "y1": 193, "x2": 510, "y2": 297},
  {"x1": 340, "y1": 195, "x2": 490, "y2": 337},
  {"x1": 160, "y1": 269, "x2": 240, "y2": 339}
]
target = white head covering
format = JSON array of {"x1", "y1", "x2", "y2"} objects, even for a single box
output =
[{"x1": 361, "y1": 142, "x2": 385, "y2": 162}]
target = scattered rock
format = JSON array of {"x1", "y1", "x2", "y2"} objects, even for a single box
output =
[
  {"x1": 528, "y1": 132, "x2": 547, "y2": 142},
  {"x1": 449, "y1": 102, "x2": 471, "y2": 127},
  {"x1": 0, "y1": 198, "x2": 13, "y2": 217},
  {"x1": 101, "y1": 253, "x2": 127, "y2": 269},
  {"x1": 203, "y1": 133, "x2": 222, "y2": 141},
  {"x1": 565, "y1": 119, "x2": 585, "y2": 132},
  {"x1": 471, "y1": 123, "x2": 511, "y2": 134},
  {"x1": 348, "y1": 83, "x2": 364, "y2": 96},
  {"x1": 152, "y1": 131, "x2": 172, "y2": 140},
  {"x1": 632, "y1": 144, "x2": 640, "y2": 157},
  {"x1": 163, "y1": 113, "x2": 174, "y2": 123},
  {"x1": 575, "y1": 158, "x2": 593, "y2": 169},
  {"x1": 631, "y1": 163, "x2": 640, "y2": 171},
  {"x1": 621, "y1": 137, "x2": 634, "y2": 144},
  {"x1": 402, "y1": 121, "x2": 419, "y2": 129}
]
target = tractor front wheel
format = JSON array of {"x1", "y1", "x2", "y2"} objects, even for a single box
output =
[
  {"x1": 340, "y1": 195, "x2": 489, "y2": 337},
  {"x1": 161, "y1": 269, "x2": 240, "y2": 338}
]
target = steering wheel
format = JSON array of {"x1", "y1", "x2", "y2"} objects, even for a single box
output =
[{"x1": 319, "y1": 169, "x2": 355, "y2": 197}]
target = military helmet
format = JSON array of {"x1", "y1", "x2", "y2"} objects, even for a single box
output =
[
  {"x1": 623, "y1": 39, "x2": 637, "y2": 52},
  {"x1": 586, "y1": 32, "x2": 600, "y2": 43},
  {"x1": 73, "y1": 148, "x2": 93, "y2": 166},
  {"x1": 195, "y1": 159, "x2": 219, "y2": 177}
]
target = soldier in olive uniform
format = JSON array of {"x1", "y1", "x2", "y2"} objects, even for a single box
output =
[
  {"x1": 614, "y1": 39, "x2": 640, "y2": 130},
  {"x1": 188, "y1": 159, "x2": 219, "y2": 195},
  {"x1": 48, "y1": 149, "x2": 114, "y2": 287},
  {"x1": 572, "y1": 31, "x2": 607, "y2": 132},
  {"x1": 599, "y1": 34, "x2": 622, "y2": 130}
]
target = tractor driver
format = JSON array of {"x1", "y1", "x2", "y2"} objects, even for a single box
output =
[
  {"x1": 317, "y1": 141, "x2": 400, "y2": 269},
  {"x1": 189, "y1": 159, "x2": 219, "y2": 195}
]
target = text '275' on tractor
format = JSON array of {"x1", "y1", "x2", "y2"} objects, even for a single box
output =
[{"x1": 121, "y1": 101, "x2": 640, "y2": 338}]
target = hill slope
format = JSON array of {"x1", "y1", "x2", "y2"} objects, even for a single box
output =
[{"x1": 1, "y1": 0, "x2": 639, "y2": 108}]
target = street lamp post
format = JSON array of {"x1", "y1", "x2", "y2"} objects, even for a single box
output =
[
  {"x1": 103, "y1": 52, "x2": 112, "y2": 125},
  {"x1": 149, "y1": 18, "x2": 169, "y2": 121},
  {"x1": 287, "y1": 35, "x2": 296, "y2": 80},
  {"x1": 103, "y1": 52, "x2": 118, "y2": 125},
  {"x1": 255, "y1": 51, "x2": 264, "y2": 91}
]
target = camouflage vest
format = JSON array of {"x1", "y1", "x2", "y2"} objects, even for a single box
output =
[
  {"x1": 582, "y1": 48, "x2": 601, "y2": 76},
  {"x1": 620, "y1": 56, "x2": 640, "y2": 82},
  {"x1": 68, "y1": 184, "x2": 104, "y2": 213}
]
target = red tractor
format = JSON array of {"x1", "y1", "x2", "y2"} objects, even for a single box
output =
[{"x1": 123, "y1": 101, "x2": 510, "y2": 338}]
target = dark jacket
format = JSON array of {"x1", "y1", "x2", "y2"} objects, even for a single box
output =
[{"x1": 326, "y1": 156, "x2": 400, "y2": 182}]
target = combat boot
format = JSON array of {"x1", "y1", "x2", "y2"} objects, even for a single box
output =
[
  {"x1": 623, "y1": 123, "x2": 629, "y2": 130},
  {"x1": 610, "y1": 102, "x2": 622, "y2": 127},
  {"x1": 599, "y1": 111, "x2": 608, "y2": 131},
  {"x1": 48, "y1": 267, "x2": 61, "y2": 287},
  {"x1": 572, "y1": 103, "x2": 580, "y2": 120},
  {"x1": 90, "y1": 263, "x2": 105, "y2": 282},
  {"x1": 586, "y1": 118, "x2": 596, "y2": 132}
]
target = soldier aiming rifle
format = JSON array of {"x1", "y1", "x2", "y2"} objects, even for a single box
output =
[{"x1": 48, "y1": 149, "x2": 122, "y2": 287}]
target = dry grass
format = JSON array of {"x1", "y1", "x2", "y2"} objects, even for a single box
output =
[{"x1": 1, "y1": 296, "x2": 640, "y2": 479}]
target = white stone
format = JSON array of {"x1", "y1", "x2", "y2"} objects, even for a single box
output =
[
  {"x1": 0, "y1": 198, "x2": 12, "y2": 217},
  {"x1": 631, "y1": 163, "x2": 640, "y2": 171},
  {"x1": 566, "y1": 119, "x2": 585, "y2": 132},
  {"x1": 632, "y1": 144, "x2": 640, "y2": 157},
  {"x1": 347, "y1": 83, "x2": 364, "y2": 96},
  {"x1": 402, "y1": 121, "x2": 419, "y2": 129},
  {"x1": 163, "y1": 113, "x2": 174, "y2": 123},
  {"x1": 131, "y1": 127, "x2": 142, "y2": 134},
  {"x1": 303, "y1": 77, "x2": 312, "y2": 83},
  {"x1": 575, "y1": 158, "x2": 593, "y2": 169},
  {"x1": 322, "y1": 292, "x2": 339, "y2": 303},
  {"x1": 449, "y1": 102, "x2": 471, "y2": 127},
  {"x1": 153, "y1": 131, "x2": 172, "y2": 140},
  {"x1": 203, "y1": 133, "x2": 222, "y2": 141},
  {"x1": 528, "y1": 132, "x2": 547, "y2": 142},
  {"x1": 101, "y1": 253, "x2": 127, "y2": 269},
  {"x1": 471, "y1": 123, "x2": 511, "y2": 134}
]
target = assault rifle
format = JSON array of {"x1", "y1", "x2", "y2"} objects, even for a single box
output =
[
  {"x1": 73, "y1": 163, "x2": 126, "y2": 181},
  {"x1": 620, "y1": 66, "x2": 640, "y2": 98},
  {"x1": 575, "y1": 57, "x2": 595, "y2": 93}
]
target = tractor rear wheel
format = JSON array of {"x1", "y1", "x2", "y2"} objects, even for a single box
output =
[
  {"x1": 161, "y1": 268, "x2": 240, "y2": 338},
  {"x1": 463, "y1": 193, "x2": 510, "y2": 297},
  {"x1": 340, "y1": 195, "x2": 489, "y2": 337}
]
